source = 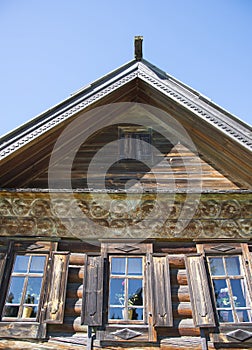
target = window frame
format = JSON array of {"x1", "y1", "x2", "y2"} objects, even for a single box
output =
[
  {"x1": 108, "y1": 255, "x2": 146, "y2": 324},
  {"x1": 2, "y1": 252, "x2": 48, "y2": 322},
  {"x1": 0, "y1": 240, "x2": 70, "y2": 339},
  {"x1": 195, "y1": 243, "x2": 252, "y2": 330},
  {"x1": 207, "y1": 254, "x2": 252, "y2": 325},
  {"x1": 86, "y1": 242, "x2": 173, "y2": 343},
  {"x1": 118, "y1": 126, "x2": 152, "y2": 160}
]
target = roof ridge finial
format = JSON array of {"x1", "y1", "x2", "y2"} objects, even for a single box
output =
[{"x1": 134, "y1": 36, "x2": 143, "y2": 61}]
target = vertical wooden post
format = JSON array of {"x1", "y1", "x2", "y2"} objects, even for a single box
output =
[
  {"x1": 200, "y1": 328, "x2": 208, "y2": 350},
  {"x1": 87, "y1": 326, "x2": 94, "y2": 350}
]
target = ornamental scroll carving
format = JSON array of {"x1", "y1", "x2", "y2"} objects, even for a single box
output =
[{"x1": 0, "y1": 192, "x2": 251, "y2": 240}]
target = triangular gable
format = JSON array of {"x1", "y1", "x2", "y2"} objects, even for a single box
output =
[{"x1": 0, "y1": 58, "x2": 251, "y2": 189}]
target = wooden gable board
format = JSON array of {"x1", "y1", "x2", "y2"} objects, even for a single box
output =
[{"x1": 0, "y1": 59, "x2": 251, "y2": 189}]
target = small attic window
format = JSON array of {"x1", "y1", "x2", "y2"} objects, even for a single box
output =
[{"x1": 118, "y1": 126, "x2": 152, "y2": 160}]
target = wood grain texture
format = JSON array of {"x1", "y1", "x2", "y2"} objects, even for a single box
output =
[{"x1": 45, "y1": 252, "x2": 70, "y2": 324}]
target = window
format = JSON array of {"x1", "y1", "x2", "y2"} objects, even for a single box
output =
[
  {"x1": 2, "y1": 254, "x2": 47, "y2": 321},
  {"x1": 81, "y1": 243, "x2": 173, "y2": 343},
  {"x1": 186, "y1": 244, "x2": 252, "y2": 330},
  {"x1": 119, "y1": 127, "x2": 152, "y2": 160},
  {"x1": 109, "y1": 256, "x2": 144, "y2": 321},
  {"x1": 0, "y1": 241, "x2": 70, "y2": 339},
  {"x1": 208, "y1": 255, "x2": 252, "y2": 323}
]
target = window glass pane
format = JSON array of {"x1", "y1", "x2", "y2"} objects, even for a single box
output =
[
  {"x1": 209, "y1": 258, "x2": 225, "y2": 276},
  {"x1": 109, "y1": 307, "x2": 123, "y2": 320},
  {"x1": 218, "y1": 310, "x2": 234, "y2": 322},
  {"x1": 110, "y1": 278, "x2": 125, "y2": 305},
  {"x1": 213, "y1": 279, "x2": 231, "y2": 308},
  {"x1": 7, "y1": 276, "x2": 25, "y2": 303},
  {"x1": 13, "y1": 255, "x2": 29, "y2": 273},
  {"x1": 230, "y1": 279, "x2": 246, "y2": 307},
  {"x1": 128, "y1": 279, "x2": 143, "y2": 306},
  {"x1": 128, "y1": 258, "x2": 142, "y2": 276},
  {"x1": 25, "y1": 277, "x2": 43, "y2": 304},
  {"x1": 22, "y1": 305, "x2": 38, "y2": 318},
  {"x1": 3, "y1": 305, "x2": 19, "y2": 317},
  {"x1": 111, "y1": 258, "x2": 126, "y2": 275},
  {"x1": 236, "y1": 309, "x2": 250, "y2": 322},
  {"x1": 226, "y1": 257, "x2": 240, "y2": 275},
  {"x1": 128, "y1": 307, "x2": 143, "y2": 320},
  {"x1": 30, "y1": 256, "x2": 46, "y2": 273}
]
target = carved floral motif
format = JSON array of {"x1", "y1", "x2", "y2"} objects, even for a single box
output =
[{"x1": 0, "y1": 192, "x2": 251, "y2": 240}]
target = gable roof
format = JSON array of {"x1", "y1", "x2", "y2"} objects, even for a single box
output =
[{"x1": 0, "y1": 57, "x2": 252, "y2": 189}]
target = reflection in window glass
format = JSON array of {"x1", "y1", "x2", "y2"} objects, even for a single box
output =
[
  {"x1": 209, "y1": 258, "x2": 224, "y2": 276},
  {"x1": 13, "y1": 256, "x2": 29, "y2": 273},
  {"x1": 110, "y1": 278, "x2": 125, "y2": 305},
  {"x1": 230, "y1": 279, "x2": 246, "y2": 307},
  {"x1": 213, "y1": 280, "x2": 230, "y2": 308},
  {"x1": 218, "y1": 310, "x2": 234, "y2": 323},
  {"x1": 7, "y1": 277, "x2": 25, "y2": 303},
  {"x1": 111, "y1": 258, "x2": 125, "y2": 275},
  {"x1": 128, "y1": 279, "x2": 143, "y2": 306},
  {"x1": 30, "y1": 256, "x2": 46, "y2": 273},
  {"x1": 128, "y1": 307, "x2": 143, "y2": 320},
  {"x1": 109, "y1": 307, "x2": 123, "y2": 320},
  {"x1": 25, "y1": 277, "x2": 43, "y2": 304},
  {"x1": 128, "y1": 258, "x2": 142, "y2": 276},
  {"x1": 4, "y1": 305, "x2": 19, "y2": 318},
  {"x1": 226, "y1": 257, "x2": 240, "y2": 275}
]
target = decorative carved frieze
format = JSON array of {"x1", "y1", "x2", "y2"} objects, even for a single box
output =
[{"x1": 0, "y1": 192, "x2": 251, "y2": 240}]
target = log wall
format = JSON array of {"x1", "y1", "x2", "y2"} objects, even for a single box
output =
[{"x1": 47, "y1": 252, "x2": 87, "y2": 337}]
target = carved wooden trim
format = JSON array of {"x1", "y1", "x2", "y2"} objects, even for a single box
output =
[{"x1": 0, "y1": 192, "x2": 251, "y2": 240}]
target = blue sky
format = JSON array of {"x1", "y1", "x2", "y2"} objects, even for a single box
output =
[{"x1": 0, "y1": 0, "x2": 251, "y2": 137}]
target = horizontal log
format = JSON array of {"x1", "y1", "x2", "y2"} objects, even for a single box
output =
[
  {"x1": 48, "y1": 317, "x2": 87, "y2": 333},
  {"x1": 64, "y1": 299, "x2": 82, "y2": 316},
  {"x1": 160, "y1": 336, "x2": 203, "y2": 350},
  {"x1": 172, "y1": 302, "x2": 192, "y2": 318},
  {"x1": 67, "y1": 267, "x2": 84, "y2": 283},
  {"x1": 59, "y1": 240, "x2": 100, "y2": 253},
  {"x1": 170, "y1": 269, "x2": 188, "y2": 285},
  {"x1": 157, "y1": 319, "x2": 200, "y2": 337},
  {"x1": 66, "y1": 283, "x2": 83, "y2": 299},
  {"x1": 168, "y1": 255, "x2": 185, "y2": 269},
  {"x1": 69, "y1": 253, "x2": 85, "y2": 265},
  {"x1": 171, "y1": 285, "x2": 190, "y2": 302}
]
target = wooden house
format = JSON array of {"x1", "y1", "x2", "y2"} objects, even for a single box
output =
[{"x1": 0, "y1": 37, "x2": 251, "y2": 349}]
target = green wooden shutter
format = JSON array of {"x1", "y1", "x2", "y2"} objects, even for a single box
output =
[
  {"x1": 151, "y1": 255, "x2": 173, "y2": 327},
  {"x1": 185, "y1": 254, "x2": 215, "y2": 327},
  {"x1": 81, "y1": 255, "x2": 104, "y2": 326},
  {"x1": 44, "y1": 251, "x2": 70, "y2": 324}
]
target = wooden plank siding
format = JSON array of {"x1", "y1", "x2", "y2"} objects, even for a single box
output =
[{"x1": 21, "y1": 125, "x2": 239, "y2": 191}]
